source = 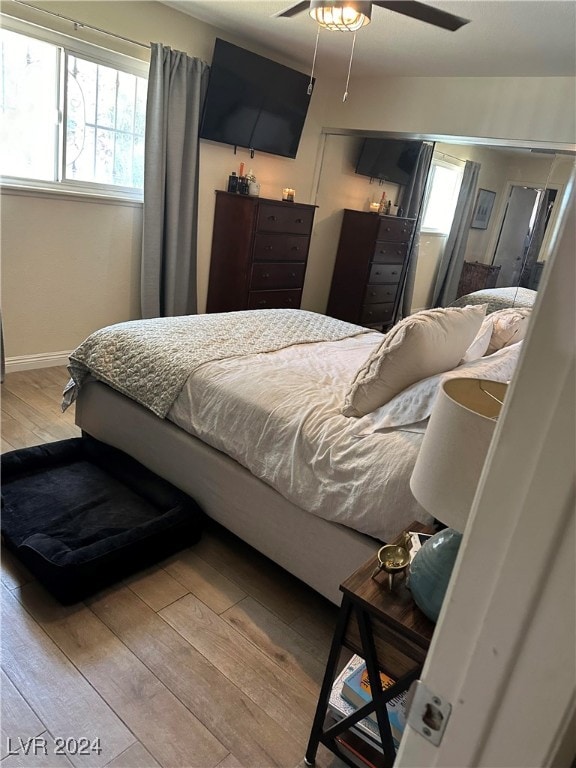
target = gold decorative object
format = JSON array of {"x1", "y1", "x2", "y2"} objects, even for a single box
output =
[{"x1": 371, "y1": 543, "x2": 410, "y2": 591}]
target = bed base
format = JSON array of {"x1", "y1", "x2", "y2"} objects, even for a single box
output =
[{"x1": 75, "y1": 381, "x2": 381, "y2": 605}]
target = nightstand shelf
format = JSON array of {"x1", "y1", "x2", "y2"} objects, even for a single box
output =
[{"x1": 305, "y1": 522, "x2": 435, "y2": 768}]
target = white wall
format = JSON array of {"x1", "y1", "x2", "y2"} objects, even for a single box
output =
[
  {"x1": 0, "y1": 192, "x2": 142, "y2": 357},
  {"x1": 1, "y1": 1, "x2": 575, "y2": 364},
  {"x1": 323, "y1": 75, "x2": 576, "y2": 145}
]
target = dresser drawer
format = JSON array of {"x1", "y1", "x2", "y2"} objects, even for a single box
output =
[
  {"x1": 377, "y1": 217, "x2": 415, "y2": 242},
  {"x1": 369, "y1": 263, "x2": 402, "y2": 284},
  {"x1": 364, "y1": 283, "x2": 399, "y2": 304},
  {"x1": 372, "y1": 242, "x2": 409, "y2": 264},
  {"x1": 248, "y1": 289, "x2": 302, "y2": 309},
  {"x1": 253, "y1": 234, "x2": 309, "y2": 262},
  {"x1": 257, "y1": 203, "x2": 314, "y2": 235},
  {"x1": 250, "y1": 263, "x2": 305, "y2": 290},
  {"x1": 361, "y1": 303, "x2": 395, "y2": 325}
]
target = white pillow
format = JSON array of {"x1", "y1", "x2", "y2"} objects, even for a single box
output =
[
  {"x1": 342, "y1": 305, "x2": 487, "y2": 417},
  {"x1": 486, "y1": 307, "x2": 532, "y2": 354},
  {"x1": 355, "y1": 341, "x2": 522, "y2": 432},
  {"x1": 461, "y1": 317, "x2": 493, "y2": 363}
]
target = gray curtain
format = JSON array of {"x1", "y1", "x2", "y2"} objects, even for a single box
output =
[
  {"x1": 519, "y1": 189, "x2": 551, "y2": 287},
  {"x1": 400, "y1": 141, "x2": 434, "y2": 317},
  {"x1": 141, "y1": 44, "x2": 209, "y2": 318},
  {"x1": 432, "y1": 159, "x2": 480, "y2": 307}
]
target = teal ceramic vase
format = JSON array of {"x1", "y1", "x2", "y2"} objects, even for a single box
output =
[{"x1": 407, "y1": 528, "x2": 463, "y2": 622}]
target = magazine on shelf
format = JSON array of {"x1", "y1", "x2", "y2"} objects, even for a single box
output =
[
  {"x1": 328, "y1": 656, "x2": 383, "y2": 751},
  {"x1": 342, "y1": 662, "x2": 396, "y2": 717},
  {"x1": 334, "y1": 656, "x2": 407, "y2": 746}
]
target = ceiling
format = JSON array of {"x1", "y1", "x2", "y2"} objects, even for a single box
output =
[{"x1": 162, "y1": 1, "x2": 576, "y2": 78}]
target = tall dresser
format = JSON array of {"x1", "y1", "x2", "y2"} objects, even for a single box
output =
[
  {"x1": 206, "y1": 191, "x2": 316, "y2": 313},
  {"x1": 327, "y1": 210, "x2": 416, "y2": 330}
]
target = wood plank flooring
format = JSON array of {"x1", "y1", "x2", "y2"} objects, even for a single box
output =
[{"x1": 1, "y1": 367, "x2": 345, "y2": 768}]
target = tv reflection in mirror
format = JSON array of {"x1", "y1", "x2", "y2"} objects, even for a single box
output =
[
  {"x1": 200, "y1": 39, "x2": 314, "y2": 160},
  {"x1": 355, "y1": 138, "x2": 423, "y2": 185}
]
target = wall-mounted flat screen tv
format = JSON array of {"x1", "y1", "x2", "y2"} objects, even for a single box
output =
[
  {"x1": 200, "y1": 39, "x2": 314, "y2": 160},
  {"x1": 355, "y1": 139, "x2": 423, "y2": 184}
]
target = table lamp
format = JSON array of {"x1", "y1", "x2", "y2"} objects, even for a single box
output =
[{"x1": 408, "y1": 378, "x2": 507, "y2": 622}]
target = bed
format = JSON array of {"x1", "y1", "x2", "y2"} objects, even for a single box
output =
[
  {"x1": 68, "y1": 307, "x2": 523, "y2": 604},
  {"x1": 450, "y1": 286, "x2": 537, "y2": 314}
]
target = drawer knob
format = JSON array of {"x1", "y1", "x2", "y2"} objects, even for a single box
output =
[
  {"x1": 392, "y1": 270, "x2": 398, "y2": 275},
  {"x1": 258, "y1": 300, "x2": 267, "y2": 306},
  {"x1": 262, "y1": 272, "x2": 270, "y2": 278},
  {"x1": 291, "y1": 246, "x2": 300, "y2": 251},
  {"x1": 268, "y1": 215, "x2": 277, "y2": 222},
  {"x1": 286, "y1": 298, "x2": 294, "y2": 304},
  {"x1": 295, "y1": 218, "x2": 304, "y2": 224},
  {"x1": 265, "y1": 245, "x2": 273, "y2": 251},
  {"x1": 290, "y1": 272, "x2": 297, "y2": 278},
  {"x1": 384, "y1": 227, "x2": 391, "y2": 232}
]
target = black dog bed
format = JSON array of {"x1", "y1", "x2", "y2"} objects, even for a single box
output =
[{"x1": 1, "y1": 437, "x2": 204, "y2": 603}]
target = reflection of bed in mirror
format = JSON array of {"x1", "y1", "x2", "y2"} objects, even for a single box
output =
[{"x1": 450, "y1": 286, "x2": 537, "y2": 314}]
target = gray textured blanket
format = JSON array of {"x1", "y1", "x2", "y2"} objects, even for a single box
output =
[{"x1": 63, "y1": 309, "x2": 370, "y2": 418}]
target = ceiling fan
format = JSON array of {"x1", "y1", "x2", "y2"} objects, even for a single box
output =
[{"x1": 275, "y1": 1, "x2": 470, "y2": 33}]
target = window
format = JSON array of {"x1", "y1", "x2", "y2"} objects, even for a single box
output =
[
  {"x1": 0, "y1": 20, "x2": 148, "y2": 198},
  {"x1": 420, "y1": 158, "x2": 464, "y2": 235}
]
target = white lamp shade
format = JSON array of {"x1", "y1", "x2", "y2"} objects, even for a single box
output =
[{"x1": 410, "y1": 378, "x2": 507, "y2": 531}]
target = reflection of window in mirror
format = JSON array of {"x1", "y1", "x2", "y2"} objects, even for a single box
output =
[{"x1": 420, "y1": 159, "x2": 463, "y2": 235}]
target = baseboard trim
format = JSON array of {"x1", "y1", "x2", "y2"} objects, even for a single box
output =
[{"x1": 5, "y1": 351, "x2": 72, "y2": 373}]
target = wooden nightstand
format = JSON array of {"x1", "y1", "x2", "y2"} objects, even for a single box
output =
[{"x1": 305, "y1": 522, "x2": 436, "y2": 768}]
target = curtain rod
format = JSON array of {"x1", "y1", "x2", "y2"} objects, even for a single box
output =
[
  {"x1": 435, "y1": 150, "x2": 466, "y2": 164},
  {"x1": 12, "y1": 0, "x2": 151, "y2": 49}
]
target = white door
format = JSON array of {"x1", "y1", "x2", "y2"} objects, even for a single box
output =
[
  {"x1": 492, "y1": 185, "x2": 539, "y2": 287},
  {"x1": 396, "y1": 174, "x2": 576, "y2": 767}
]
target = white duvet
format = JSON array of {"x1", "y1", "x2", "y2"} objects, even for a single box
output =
[{"x1": 168, "y1": 334, "x2": 521, "y2": 543}]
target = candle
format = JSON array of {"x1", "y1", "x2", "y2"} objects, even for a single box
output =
[
  {"x1": 282, "y1": 188, "x2": 295, "y2": 202},
  {"x1": 369, "y1": 202, "x2": 380, "y2": 213}
]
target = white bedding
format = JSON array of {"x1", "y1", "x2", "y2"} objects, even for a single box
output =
[
  {"x1": 451, "y1": 287, "x2": 536, "y2": 313},
  {"x1": 168, "y1": 332, "x2": 432, "y2": 543},
  {"x1": 168, "y1": 331, "x2": 522, "y2": 543}
]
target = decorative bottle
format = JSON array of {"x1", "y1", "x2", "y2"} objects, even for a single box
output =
[
  {"x1": 378, "y1": 192, "x2": 387, "y2": 215},
  {"x1": 227, "y1": 172, "x2": 238, "y2": 193}
]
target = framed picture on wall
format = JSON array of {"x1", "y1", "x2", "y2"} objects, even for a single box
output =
[{"x1": 471, "y1": 188, "x2": 496, "y2": 229}]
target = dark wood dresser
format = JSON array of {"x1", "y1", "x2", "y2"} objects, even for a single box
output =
[
  {"x1": 327, "y1": 210, "x2": 416, "y2": 330},
  {"x1": 456, "y1": 260, "x2": 501, "y2": 299},
  {"x1": 206, "y1": 191, "x2": 316, "y2": 313}
]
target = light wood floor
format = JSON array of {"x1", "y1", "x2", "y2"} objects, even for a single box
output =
[{"x1": 1, "y1": 367, "x2": 345, "y2": 768}]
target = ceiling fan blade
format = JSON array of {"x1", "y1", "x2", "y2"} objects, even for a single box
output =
[
  {"x1": 374, "y1": 1, "x2": 470, "y2": 31},
  {"x1": 274, "y1": 1, "x2": 311, "y2": 18}
]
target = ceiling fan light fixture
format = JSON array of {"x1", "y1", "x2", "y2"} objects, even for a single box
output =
[{"x1": 309, "y1": 0, "x2": 372, "y2": 32}]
